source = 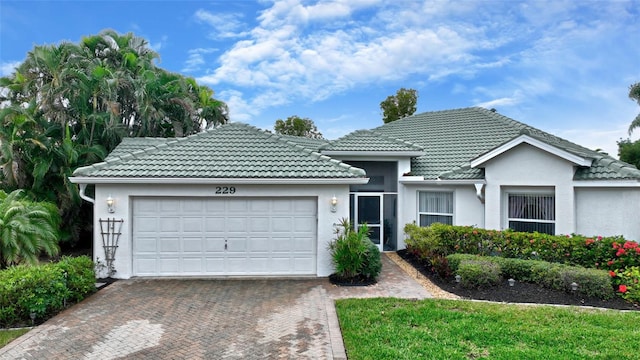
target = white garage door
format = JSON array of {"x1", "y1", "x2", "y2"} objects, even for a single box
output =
[{"x1": 132, "y1": 197, "x2": 317, "y2": 276}]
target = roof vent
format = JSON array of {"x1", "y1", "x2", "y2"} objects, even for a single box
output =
[{"x1": 490, "y1": 108, "x2": 497, "y2": 112}]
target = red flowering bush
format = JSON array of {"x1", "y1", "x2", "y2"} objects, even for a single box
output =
[{"x1": 611, "y1": 267, "x2": 640, "y2": 304}]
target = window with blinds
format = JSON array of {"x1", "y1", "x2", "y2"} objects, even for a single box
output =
[
  {"x1": 507, "y1": 193, "x2": 555, "y2": 234},
  {"x1": 418, "y1": 192, "x2": 453, "y2": 226}
]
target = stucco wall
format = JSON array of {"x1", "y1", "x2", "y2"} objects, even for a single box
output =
[
  {"x1": 398, "y1": 184, "x2": 484, "y2": 249},
  {"x1": 575, "y1": 187, "x2": 640, "y2": 241},
  {"x1": 483, "y1": 144, "x2": 576, "y2": 234},
  {"x1": 92, "y1": 183, "x2": 350, "y2": 279}
]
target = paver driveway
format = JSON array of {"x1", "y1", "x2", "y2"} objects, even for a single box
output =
[{"x1": 1, "y1": 255, "x2": 430, "y2": 360}]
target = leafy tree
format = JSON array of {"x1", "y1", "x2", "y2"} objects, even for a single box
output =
[
  {"x1": 380, "y1": 88, "x2": 418, "y2": 123},
  {"x1": 274, "y1": 116, "x2": 323, "y2": 138},
  {"x1": 629, "y1": 82, "x2": 640, "y2": 135},
  {"x1": 0, "y1": 190, "x2": 60, "y2": 268},
  {"x1": 618, "y1": 139, "x2": 640, "y2": 169},
  {"x1": 0, "y1": 30, "x2": 228, "y2": 245}
]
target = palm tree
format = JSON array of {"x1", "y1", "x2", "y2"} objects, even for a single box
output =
[
  {"x1": 629, "y1": 82, "x2": 640, "y2": 135},
  {"x1": 0, "y1": 190, "x2": 60, "y2": 268}
]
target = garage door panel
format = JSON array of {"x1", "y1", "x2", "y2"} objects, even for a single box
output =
[
  {"x1": 250, "y1": 218, "x2": 269, "y2": 232},
  {"x1": 205, "y1": 217, "x2": 226, "y2": 232},
  {"x1": 204, "y1": 237, "x2": 225, "y2": 251},
  {"x1": 294, "y1": 218, "x2": 315, "y2": 232},
  {"x1": 159, "y1": 218, "x2": 181, "y2": 232},
  {"x1": 183, "y1": 217, "x2": 204, "y2": 232},
  {"x1": 249, "y1": 237, "x2": 269, "y2": 251},
  {"x1": 159, "y1": 200, "x2": 180, "y2": 213},
  {"x1": 133, "y1": 197, "x2": 317, "y2": 276},
  {"x1": 159, "y1": 237, "x2": 180, "y2": 252},
  {"x1": 226, "y1": 217, "x2": 247, "y2": 232},
  {"x1": 183, "y1": 238, "x2": 203, "y2": 252}
]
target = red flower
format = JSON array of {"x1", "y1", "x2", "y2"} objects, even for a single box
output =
[
  {"x1": 616, "y1": 248, "x2": 626, "y2": 257},
  {"x1": 607, "y1": 260, "x2": 614, "y2": 266},
  {"x1": 635, "y1": 248, "x2": 640, "y2": 255},
  {"x1": 613, "y1": 242, "x2": 619, "y2": 249},
  {"x1": 623, "y1": 241, "x2": 638, "y2": 249},
  {"x1": 585, "y1": 238, "x2": 595, "y2": 246},
  {"x1": 472, "y1": 230, "x2": 478, "y2": 235},
  {"x1": 609, "y1": 271, "x2": 616, "y2": 277},
  {"x1": 597, "y1": 236, "x2": 603, "y2": 241},
  {"x1": 529, "y1": 239, "x2": 535, "y2": 244},
  {"x1": 619, "y1": 285, "x2": 628, "y2": 293}
]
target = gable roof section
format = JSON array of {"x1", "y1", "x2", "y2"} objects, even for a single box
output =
[
  {"x1": 105, "y1": 138, "x2": 170, "y2": 161},
  {"x1": 470, "y1": 133, "x2": 593, "y2": 168},
  {"x1": 72, "y1": 123, "x2": 367, "y2": 181},
  {"x1": 372, "y1": 107, "x2": 640, "y2": 181},
  {"x1": 320, "y1": 129, "x2": 424, "y2": 156}
]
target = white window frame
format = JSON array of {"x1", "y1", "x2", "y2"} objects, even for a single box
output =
[
  {"x1": 417, "y1": 191, "x2": 454, "y2": 227},
  {"x1": 504, "y1": 188, "x2": 555, "y2": 234}
]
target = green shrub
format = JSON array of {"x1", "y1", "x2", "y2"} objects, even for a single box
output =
[
  {"x1": 56, "y1": 256, "x2": 96, "y2": 302},
  {"x1": 612, "y1": 266, "x2": 640, "y2": 304},
  {"x1": 329, "y1": 219, "x2": 381, "y2": 280},
  {"x1": 0, "y1": 256, "x2": 96, "y2": 327},
  {"x1": 361, "y1": 240, "x2": 382, "y2": 280},
  {"x1": 457, "y1": 259, "x2": 501, "y2": 289},
  {"x1": 446, "y1": 254, "x2": 614, "y2": 299}
]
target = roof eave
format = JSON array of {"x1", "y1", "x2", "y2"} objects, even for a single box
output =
[
  {"x1": 320, "y1": 150, "x2": 425, "y2": 157},
  {"x1": 399, "y1": 176, "x2": 486, "y2": 185},
  {"x1": 573, "y1": 179, "x2": 640, "y2": 187},
  {"x1": 470, "y1": 135, "x2": 592, "y2": 168},
  {"x1": 69, "y1": 176, "x2": 370, "y2": 185}
]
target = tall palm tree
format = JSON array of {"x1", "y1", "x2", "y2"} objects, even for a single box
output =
[
  {"x1": 0, "y1": 189, "x2": 60, "y2": 268},
  {"x1": 629, "y1": 82, "x2": 640, "y2": 135}
]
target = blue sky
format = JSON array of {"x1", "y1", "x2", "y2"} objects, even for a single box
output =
[{"x1": 1, "y1": 0, "x2": 639, "y2": 157}]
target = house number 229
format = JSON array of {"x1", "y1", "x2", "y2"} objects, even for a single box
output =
[{"x1": 215, "y1": 186, "x2": 236, "y2": 194}]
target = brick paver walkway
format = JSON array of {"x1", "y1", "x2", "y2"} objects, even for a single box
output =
[{"x1": 1, "y1": 254, "x2": 430, "y2": 359}]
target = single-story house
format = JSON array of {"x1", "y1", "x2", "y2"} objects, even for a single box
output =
[{"x1": 70, "y1": 107, "x2": 640, "y2": 279}]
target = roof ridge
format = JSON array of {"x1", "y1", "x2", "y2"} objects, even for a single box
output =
[{"x1": 370, "y1": 129, "x2": 424, "y2": 150}]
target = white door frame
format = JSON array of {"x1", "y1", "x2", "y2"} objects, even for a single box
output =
[{"x1": 352, "y1": 193, "x2": 384, "y2": 251}]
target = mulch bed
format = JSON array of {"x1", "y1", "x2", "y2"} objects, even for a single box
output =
[
  {"x1": 328, "y1": 273, "x2": 377, "y2": 286},
  {"x1": 397, "y1": 250, "x2": 639, "y2": 311}
]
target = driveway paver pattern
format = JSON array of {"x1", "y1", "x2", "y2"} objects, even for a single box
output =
[{"x1": 1, "y1": 254, "x2": 430, "y2": 359}]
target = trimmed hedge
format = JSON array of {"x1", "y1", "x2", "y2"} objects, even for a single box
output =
[
  {"x1": 405, "y1": 223, "x2": 639, "y2": 271},
  {"x1": 0, "y1": 256, "x2": 96, "y2": 327},
  {"x1": 448, "y1": 253, "x2": 614, "y2": 299}
]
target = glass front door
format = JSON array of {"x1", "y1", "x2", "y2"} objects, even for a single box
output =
[{"x1": 353, "y1": 194, "x2": 383, "y2": 251}]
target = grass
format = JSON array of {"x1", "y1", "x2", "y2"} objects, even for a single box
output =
[
  {"x1": 336, "y1": 298, "x2": 640, "y2": 360},
  {"x1": 0, "y1": 328, "x2": 29, "y2": 348}
]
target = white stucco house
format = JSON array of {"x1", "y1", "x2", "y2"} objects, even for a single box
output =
[{"x1": 70, "y1": 107, "x2": 640, "y2": 279}]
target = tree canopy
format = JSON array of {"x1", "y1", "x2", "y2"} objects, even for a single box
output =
[
  {"x1": 0, "y1": 30, "x2": 228, "y2": 245},
  {"x1": 618, "y1": 139, "x2": 640, "y2": 169},
  {"x1": 380, "y1": 88, "x2": 418, "y2": 123},
  {"x1": 274, "y1": 116, "x2": 323, "y2": 138}
]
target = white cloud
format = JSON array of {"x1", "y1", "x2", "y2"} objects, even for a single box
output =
[
  {"x1": 0, "y1": 61, "x2": 21, "y2": 76},
  {"x1": 194, "y1": 9, "x2": 249, "y2": 39},
  {"x1": 149, "y1": 35, "x2": 168, "y2": 52},
  {"x1": 182, "y1": 48, "x2": 217, "y2": 73}
]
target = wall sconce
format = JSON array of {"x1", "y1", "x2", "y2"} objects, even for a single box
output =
[
  {"x1": 106, "y1": 195, "x2": 115, "y2": 213},
  {"x1": 330, "y1": 196, "x2": 338, "y2": 213}
]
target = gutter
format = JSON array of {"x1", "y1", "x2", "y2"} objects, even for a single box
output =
[{"x1": 78, "y1": 183, "x2": 95, "y2": 204}]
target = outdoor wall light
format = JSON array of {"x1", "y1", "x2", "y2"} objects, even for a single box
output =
[
  {"x1": 330, "y1": 196, "x2": 338, "y2": 213},
  {"x1": 508, "y1": 278, "x2": 516, "y2": 287},
  {"x1": 106, "y1": 195, "x2": 115, "y2": 213},
  {"x1": 570, "y1": 282, "x2": 579, "y2": 292}
]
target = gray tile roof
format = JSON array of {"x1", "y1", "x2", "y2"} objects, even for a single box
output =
[
  {"x1": 371, "y1": 107, "x2": 640, "y2": 181},
  {"x1": 275, "y1": 134, "x2": 329, "y2": 150},
  {"x1": 73, "y1": 123, "x2": 366, "y2": 179},
  {"x1": 105, "y1": 138, "x2": 170, "y2": 161},
  {"x1": 320, "y1": 129, "x2": 424, "y2": 153}
]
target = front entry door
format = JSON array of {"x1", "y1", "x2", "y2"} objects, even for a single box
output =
[{"x1": 353, "y1": 194, "x2": 383, "y2": 251}]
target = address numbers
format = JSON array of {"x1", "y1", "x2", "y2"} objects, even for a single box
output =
[{"x1": 215, "y1": 186, "x2": 236, "y2": 194}]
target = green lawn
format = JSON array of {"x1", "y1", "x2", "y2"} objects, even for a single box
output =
[
  {"x1": 336, "y1": 298, "x2": 640, "y2": 360},
  {"x1": 0, "y1": 328, "x2": 29, "y2": 348}
]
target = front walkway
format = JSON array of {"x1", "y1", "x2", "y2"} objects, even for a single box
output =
[{"x1": 0, "y1": 254, "x2": 430, "y2": 360}]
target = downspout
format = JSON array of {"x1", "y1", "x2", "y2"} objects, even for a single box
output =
[
  {"x1": 474, "y1": 183, "x2": 485, "y2": 204},
  {"x1": 78, "y1": 183, "x2": 95, "y2": 204}
]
